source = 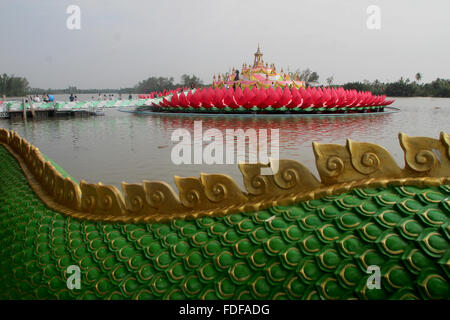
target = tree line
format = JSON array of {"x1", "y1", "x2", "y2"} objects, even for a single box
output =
[
  {"x1": 0, "y1": 74, "x2": 30, "y2": 97},
  {"x1": 29, "y1": 87, "x2": 135, "y2": 95},
  {"x1": 341, "y1": 78, "x2": 450, "y2": 97},
  {"x1": 2, "y1": 72, "x2": 449, "y2": 98},
  {"x1": 27, "y1": 74, "x2": 204, "y2": 96},
  {"x1": 133, "y1": 74, "x2": 204, "y2": 93}
]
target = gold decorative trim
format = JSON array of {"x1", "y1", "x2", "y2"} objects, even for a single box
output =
[{"x1": 0, "y1": 128, "x2": 448, "y2": 223}]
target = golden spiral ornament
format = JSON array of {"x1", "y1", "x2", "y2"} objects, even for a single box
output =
[
  {"x1": 101, "y1": 195, "x2": 113, "y2": 210},
  {"x1": 183, "y1": 189, "x2": 200, "y2": 208},
  {"x1": 411, "y1": 150, "x2": 436, "y2": 172},
  {"x1": 356, "y1": 152, "x2": 381, "y2": 175},
  {"x1": 130, "y1": 195, "x2": 144, "y2": 212},
  {"x1": 325, "y1": 156, "x2": 344, "y2": 177},
  {"x1": 83, "y1": 195, "x2": 96, "y2": 211},
  {"x1": 249, "y1": 174, "x2": 267, "y2": 195},
  {"x1": 208, "y1": 183, "x2": 226, "y2": 202},
  {"x1": 149, "y1": 190, "x2": 165, "y2": 207},
  {"x1": 274, "y1": 168, "x2": 298, "y2": 190}
]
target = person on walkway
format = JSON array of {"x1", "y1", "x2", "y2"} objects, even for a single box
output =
[{"x1": 69, "y1": 93, "x2": 75, "y2": 102}]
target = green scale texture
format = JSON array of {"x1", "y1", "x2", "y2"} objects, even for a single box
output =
[{"x1": 0, "y1": 145, "x2": 449, "y2": 300}]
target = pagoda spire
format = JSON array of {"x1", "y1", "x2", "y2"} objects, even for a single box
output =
[{"x1": 253, "y1": 43, "x2": 264, "y2": 68}]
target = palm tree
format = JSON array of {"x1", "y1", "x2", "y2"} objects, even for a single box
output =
[{"x1": 415, "y1": 72, "x2": 422, "y2": 82}]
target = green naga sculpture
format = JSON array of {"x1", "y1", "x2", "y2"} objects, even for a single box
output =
[{"x1": 0, "y1": 128, "x2": 448, "y2": 300}]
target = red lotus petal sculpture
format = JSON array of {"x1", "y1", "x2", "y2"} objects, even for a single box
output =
[{"x1": 147, "y1": 85, "x2": 393, "y2": 113}]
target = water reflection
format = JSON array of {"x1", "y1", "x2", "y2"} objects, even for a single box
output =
[
  {"x1": 150, "y1": 113, "x2": 392, "y2": 151},
  {"x1": 0, "y1": 98, "x2": 448, "y2": 190}
]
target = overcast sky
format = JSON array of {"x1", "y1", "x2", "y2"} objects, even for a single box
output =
[{"x1": 1, "y1": 0, "x2": 449, "y2": 89}]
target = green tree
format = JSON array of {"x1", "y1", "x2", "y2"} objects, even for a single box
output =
[
  {"x1": 309, "y1": 72, "x2": 319, "y2": 85},
  {"x1": 423, "y1": 78, "x2": 450, "y2": 97},
  {"x1": 326, "y1": 76, "x2": 334, "y2": 86},
  {"x1": 67, "y1": 86, "x2": 78, "y2": 93},
  {"x1": 343, "y1": 82, "x2": 371, "y2": 92},
  {"x1": 133, "y1": 76, "x2": 176, "y2": 93},
  {"x1": 385, "y1": 78, "x2": 415, "y2": 97},
  {"x1": 180, "y1": 74, "x2": 203, "y2": 88},
  {"x1": 415, "y1": 72, "x2": 422, "y2": 82},
  {"x1": 296, "y1": 68, "x2": 320, "y2": 86},
  {"x1": 297, "y1": 68, "x2": 311, "y2": 82},
  {"x1": 0, "y1": 73, "x2": 29, "y2": 97}
]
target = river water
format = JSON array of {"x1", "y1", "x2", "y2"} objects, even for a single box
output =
[{"x1": 0, "y1": 97, "x2": 448, "y2": 190}]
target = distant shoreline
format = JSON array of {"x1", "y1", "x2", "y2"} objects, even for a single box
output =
[
  {"x1": 2, "y1": 95, "x2": 450, "y2": 102},
  {"x1": 2, "y1": 76, "x2": 449, "y2": 99},
  {"x1": 27, "y1": 78, "x2": 450, "y2": 99}
]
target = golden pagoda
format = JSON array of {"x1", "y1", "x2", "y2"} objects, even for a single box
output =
[
  {"x1": 253, "y1": 44, "x2": 264, "y2": 68},
  {"x1": 213, "y1": 45, "x2": 306, "y2": 89}
]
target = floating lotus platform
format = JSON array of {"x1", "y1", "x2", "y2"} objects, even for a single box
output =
[
  {"x1": 140, "y1": 46, "x2": 394, "y2": 115},
  {"x1": 146, "y1": 86, "x2": 394, "y2": 114}
]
